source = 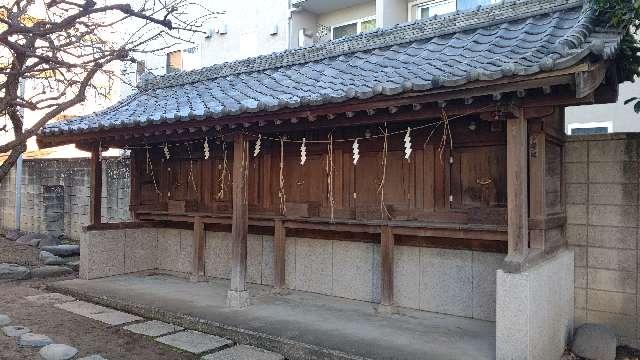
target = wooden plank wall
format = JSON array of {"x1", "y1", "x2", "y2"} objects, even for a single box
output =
[{"x1": 131, "y1": 117, "x2": 513, "y2": 225}]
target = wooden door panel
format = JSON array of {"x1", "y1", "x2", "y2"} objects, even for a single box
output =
[{"x1": 452, "y1": 145, "x2": 507, "y2": 209}]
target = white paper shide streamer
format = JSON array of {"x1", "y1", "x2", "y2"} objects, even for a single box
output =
[
  {"x1": 352, "y1": 138, "x2": 360, "y2": 165},
  {"x1": 300, "y1": 138, "x2": 307, "y2": 165},
  {"x1": 203, "y1": 138, "x2": 210, "y2": 159},
  {"x1": 254, "y1": 134, "x2": 262, "y2": 157},
  {"x1": 404, "y1": 127, "x2": 412, "y2": 160},
  {"x1": 163, "y1": 143, "x2": 170, "y2": 160}
]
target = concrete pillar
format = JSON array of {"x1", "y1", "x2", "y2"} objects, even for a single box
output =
[{"x1": 376, "y1": 0, "x2": 407, "y2": 28}]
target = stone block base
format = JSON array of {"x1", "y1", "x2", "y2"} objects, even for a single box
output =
[
  {"x1": 496, "y1": 249, "x2": 574, "y2": 360},
  {"x1": 227, "y1": 290, "x2": 250, "y2": 309}
]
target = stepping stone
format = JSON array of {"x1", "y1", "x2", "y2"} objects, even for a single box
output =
[
  {"x1": 572, "y1": 323, "x2": 616, "y2": 360},
  {"x1": 16, "y1": 233, "x2": 41, "y2": 245},
  {"x1": 202, "y1": 345, "x2": 284, "y2": 360},
  {"x1": 36, "y1": 236, "x2": 61, "y2": 248},
  {"x1": 124, "y1": 320, "x2": 183, "y2": 337},
  {"x1": 5, "y1": 229, "x2": 24, "y2": 241},
  {"x1": 25, "y1": 293, "x2": 75, "y2": 305},
  {"x1": 31, "y1": 266, "x2": 73, "y2": 279},
  {"x1": 18, "y1": 333, "x2": 53, "y2": 347},
  {"x1": 39, "y1": 251, "x2": 68, "y2": 266},
  {"x1": 77, "y1": 355, "x2": 108, "y2": 360},
  {"x1": 156, "y1": 330, "x2": 233, "y2": 354},
  {"x1": 67, "y1": 260, "x2": 80, "y2": 272},
  {"x1": 39, "y1": 344, "x2": 78, "y2": 360},
  {"x1": 55, "y1": 301, "x2": 142, "y2": 325},
  {"x1": 0, "y1": 263, "x2": 30, "y2": 280},
  {"x1": 2, "y1": 325, "x2": 31, "y2": 337},
  {"x1": 0, "y1": 314, "x2": 10, "y2": 326},
  {"x1": 40, "y1": 245, "x2": 80, "y2": 257}
]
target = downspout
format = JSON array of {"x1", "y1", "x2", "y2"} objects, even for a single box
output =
[
  {"x1": 14, "y1": 155, "x2": 22, "y2": 231},
  {"x1": 15, "y1": 78, "x2": 25, "y2": 231}
]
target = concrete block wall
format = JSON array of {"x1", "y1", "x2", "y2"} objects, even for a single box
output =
[
  {"x1": 0, "y1": 157, "x2": 131, "y2": 240},
  {"x1": 565, "y1": 133, "x2": 640, "y2": 346}
]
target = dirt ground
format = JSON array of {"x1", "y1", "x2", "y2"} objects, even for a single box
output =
[
  {"x1": 0, "y1": 237, "x2": 197, "y2": 360},
  {"x1": 0, "y1": 278, "x2": 199, "y2": 360}
]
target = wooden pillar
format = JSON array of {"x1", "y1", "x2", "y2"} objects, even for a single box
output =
[
  {"x1": 506, "y1": 109, "x2": 529, "y2": 263},
  {"x1": 89, "y1": 145, "x2": 102, "y2": 225},
  {"x1": 228, "y1": 133, "x2": 250, "y2": 307},
  {"x1": 273, "y1": 219, "x2": 286, "y2": 292},
  {"x1": 380, "y1": 226, "x2": 394, "y2": 307},
  {"x1": 191, "y1": 216, "x2": 205, "y2": 281}
]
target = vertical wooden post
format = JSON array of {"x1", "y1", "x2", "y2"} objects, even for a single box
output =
[
  {"x1": 273, "y1": 219, "x2": 286, "y2": 292},
  {"x1": 506, "y1": 108, "x2": 529, "y2": 264},
  {"x1": 228, "y1": 133, "x2": 250, "y2": 307},
  {"x1": 191, "y1": 216, "x2": 205, "y2": 281},
  {"x1": 528, "y1": 121, "x2": 546, "y2": 251},
  {"x1": 380, "y1": 226, "x2": 395, "y2": 308},
  {"x1": 90, "y1": 145, "x2": 102, "y2": 225}
]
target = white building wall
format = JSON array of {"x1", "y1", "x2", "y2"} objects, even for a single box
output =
[
  {"x1": 317, "y1": 2, "x2": 376, "y2": 29},
  {"x1": 566, "y1": 80, "x2": 640, "y2": 134},
  {"x1": 121, "y1": 0, "x2": 291, "y2": 98}
]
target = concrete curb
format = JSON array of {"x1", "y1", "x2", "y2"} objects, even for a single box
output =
[{"x1": 46, "y1": 283, "x2": 369, "y2": 360}]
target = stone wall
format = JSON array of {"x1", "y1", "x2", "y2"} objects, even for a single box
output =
[
  {"x1": 0, "y1": 157, "x2": 131, "y2": 240},
  {"x1": 496, "y1": 249, "x2": 575, "y2": 360},
  {"x1": 565, "y1": 133, "x2": 640, "y2": 346}
]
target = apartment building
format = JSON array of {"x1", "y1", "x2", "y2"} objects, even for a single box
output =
[{"x1": 122, "y1": 0, "x2": 497, "y2": 95}]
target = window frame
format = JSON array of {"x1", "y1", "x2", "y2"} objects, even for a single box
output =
[
  {"x1": 330, "y1": 16, "x2": 376, "y2": 40},
  {"x1": 166, "y1": 50, "x2": 183, "y2": 74},
  {"x1": 408, "y1": 0, "x2": 456, "y2": 21},
  {"x1": 567, "y1": 121, "x2": 613, "y2": 135}
]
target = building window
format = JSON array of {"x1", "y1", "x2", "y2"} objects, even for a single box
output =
[
  {"x1": 409, "y1": 0, "x2": 456, "y2": 20},
  {"x1": 331, "y1": 17, "x2": 376, "y2": 40},
  {"x1": 567, "y1": 121, "x2": 613, "y2": 135},
  {"x1": 166, "y1": 50, "x2": 182, "y2": 73}
]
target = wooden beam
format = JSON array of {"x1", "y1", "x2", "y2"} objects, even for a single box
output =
[
  {"x1": 506, "y1": 108, "x2": 529, "y2": 263},
  {"x1": 90, "y1": 145, "x2": 102, "y2": 225},
  {"x1": 191, "y1": 216, "x2": 206, "y2": 281},
  {"x1": 273, "y1": 219, "x2": 286, "y2": 292},
  {"x1": 230, "y1": 132, "x2": 249, "y2": 293},
  {"x1": 380, "y1": 226, "x2": 394, "y2": 307}
]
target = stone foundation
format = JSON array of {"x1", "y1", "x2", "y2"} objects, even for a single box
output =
[
  {"x1": 81, "y1": 228, "x2": 504, "y2": 321},
  {"x1": 496, "y1": 249, "x2": 574, "y2": 360}
]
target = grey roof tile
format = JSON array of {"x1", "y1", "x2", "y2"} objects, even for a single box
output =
[{"x1": 41, "y1": 0, "x2": 623, "y2": 137}]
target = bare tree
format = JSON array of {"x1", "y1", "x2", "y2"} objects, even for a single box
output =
[{"x1": 0, "y1": 0, "x2": 219, "y2": 179}]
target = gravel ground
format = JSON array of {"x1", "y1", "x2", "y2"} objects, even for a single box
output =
[
  {"x1": 0, "y1": 237, "x2": 42, "y2": 267},
  {"x1": 0, "y1": 277, "x2": 198, "y2": 360}
]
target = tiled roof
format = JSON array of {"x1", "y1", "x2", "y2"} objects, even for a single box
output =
[{"x1": 41, "y1": 0, "x2": 622, "y2": 137}]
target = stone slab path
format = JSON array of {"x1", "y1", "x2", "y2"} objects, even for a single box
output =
[
  {"x1": 55, "y1": 300, "x2": 143, "y2": 325},
  {"x1": 123, "y1": 320, "x2": 183, "y2": 337},
  {"x1": 50, "y1": 296, "x2": 284, "y2": 359},
  {"x1": 155, "y1": 330, "x2": 233, "y2": 354},
  {"x1": 202, "y1": 345, "x2": 285, "y2": 360}
]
